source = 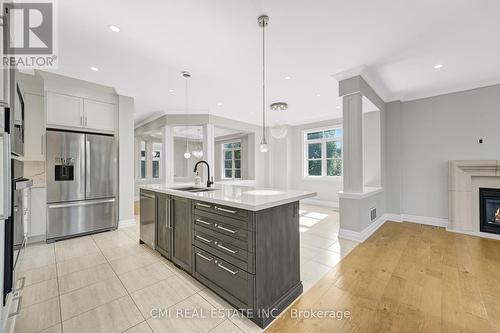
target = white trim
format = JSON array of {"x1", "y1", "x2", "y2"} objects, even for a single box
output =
[
  {"x1": 338, "y1": 213, "x2": 390, "y2": 243},
  {"x1": 119, "y1": 219, "x2": 136, "y2": 228},
  {"x1": 401, "y1": 214, "x2": 449, "y2": 228},
  {"x1": 301, "y1": 198, "x2": 339, "y2": 210},
  {"x1": 337, "y1": 187, "x2": 383, "y2": 199},
  {"x1": 446, "y1": 228, "x2": 500, "y2": 241},
  {"x1": 384, "y1": 213, "x2": 403, "y2": 223}
]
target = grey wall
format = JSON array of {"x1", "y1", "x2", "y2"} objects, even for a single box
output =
[
  {"x1": 363, "y1": 111, "x2": 381, "y2": 187},
  {"x1": 387, "y1": 84, "x2": 500, "y2": 219}
]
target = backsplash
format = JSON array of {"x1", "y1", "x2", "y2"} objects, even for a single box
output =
[{"x1": 24, "y1": 161, "x2": 45, "y2": 187}]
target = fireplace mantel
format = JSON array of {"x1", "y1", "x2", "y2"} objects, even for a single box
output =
[{"x1": 449, "y1": 160, "x2": 500, "y2": 235}]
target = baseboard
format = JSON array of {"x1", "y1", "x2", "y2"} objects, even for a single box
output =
[
  {"x1": 385, "y1": 213, "x2": 403, "y2": 223},
  {"x1": 400, "y1": 214, "x2": 448, "y2": 228},
  {"x1": 301, "y1": 198, "x2": 339, "y2": 210},
  {"x1": 118, "y1": 219, "x2": 136, "y2": 228},
  {"x1": 446, "y1": 228, "x2": 500, "y2": 241},
  {"x1": 338, "y1": 213, "x2": 389, "y2": 243}
]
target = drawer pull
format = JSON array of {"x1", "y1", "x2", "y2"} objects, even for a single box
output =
[
  {"x1": 217, "y1": 263, "x2": 239, "y2": 275},
  {"x1": 196, "y1": 235, "x2": 212, "y2": 243},
  {"x1": 216, "y1": 243, "x2": 238, "y2": 254},
  {"x1": 196, "y1": 252, "x2": 213, "y2": 262},
  {"x1": 196, "y1": 218, "x2": 211, "y2": 226},
  {"x1": 216, "y1": 224, "x2": 237, "y2": 234},
  {"x1": 196, "y1": 203, "x2": 212, "y2": 208},
  {"x1": 216, "y1": 207, "x2": 237, "y2": 214}
]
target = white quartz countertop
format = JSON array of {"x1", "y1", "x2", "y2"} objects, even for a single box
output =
[{"x1": 139, "y1": 183, "x2": 316, "y2": 211}]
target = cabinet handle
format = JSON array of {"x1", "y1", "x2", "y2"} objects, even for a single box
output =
[
  {"x1": 196, "y1": 252, "x2": 213, "y2": 262},
  {"x1": 196, "y1": 203, "x2": 211, "y2": 209},
  {"x1": 216, "y1": 207, "x2": 237, "y2": 214},
  {"x1": 195, "y1": 218, "x2": 211, "y2": 226},
  {"x1": 84, "y1": 116, "x2": 88, "y2": 126},
  {"x1": 217, "y1": 263, "x2": 238, "y2": 275},
  {"x1": 196, "y1": 235, "x2": 212, "y2": 243},
  {"x1": 80, "y1": 116, "x2": 83, "y2": 126},
  {"x1": 167, "y1": 199, "x2": 173, "y2": 229},
  {"x1": 216, "y1": 224, "x2": 237, "y2": 234},
  {"x1": 216, "y1": 243, "x2": 238, "y2": 254},
  {"x1": 41, "y1": 135, "x2": 43, "y2": 154}
]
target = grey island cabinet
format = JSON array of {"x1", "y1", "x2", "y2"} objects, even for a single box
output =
[{"x1": 139, "y1": 184, "x2": 316, "y2": 328}]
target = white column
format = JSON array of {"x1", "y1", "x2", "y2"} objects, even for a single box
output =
[
  {"x1": 202, "y1": 124, "x2": 215, "y2": 182},
  {"x1": 161, "y1": 126, "x2": 174, "y2": 184},
  {"x1": 342, "y1": 92, "x2": 363, "y2": 193}
]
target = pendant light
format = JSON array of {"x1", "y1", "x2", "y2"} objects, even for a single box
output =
[
  {"x1": 183, "y1": 71, "x2": 191, "y2": 159},
  {"x1": 258, "y1": 15, "x2": 269, "y2": 153}
]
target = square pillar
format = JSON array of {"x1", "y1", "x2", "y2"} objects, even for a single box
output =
[
  {"x1": 342, "y1": 92, "x2": 363, "y2": 193},
  {"x1": 161, "y1": 126, "x2": 174, "y2": 184},
  {"x1": 203, "y1": 124, "x2": 215, "y2": 181}
]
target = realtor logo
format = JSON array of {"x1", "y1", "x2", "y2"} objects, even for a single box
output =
[{"x1": 2, "y1": 1, "x2": 58, "y2": 68}]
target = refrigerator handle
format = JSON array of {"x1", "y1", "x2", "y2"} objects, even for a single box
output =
[
  {"x1": 85, "y1": 138, "x2": 90, "y2": 196},
  {"x1": 1, "y1": 133, "x2": 11, "y2": 220}
]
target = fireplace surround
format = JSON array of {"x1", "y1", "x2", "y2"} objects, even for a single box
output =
[{"x1": 479, "y1": 188, "x2": 500, "y2": 234}]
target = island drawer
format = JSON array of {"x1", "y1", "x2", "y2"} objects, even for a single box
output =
[
  {"x1": 192, "y1": 247, "x2": 254, "y2": 309},
  {"x1": 193, "y1": 227, "x2": 254, "y2": 272},
  {"x1": 194, "y1": 212, "x2": 252, "y2": 237},
  {"x1": 193, "y1": 201, "x2": 250, "y2": 222},
  {"x1": 193, "y1": 224, "x2": 253, "y2": 252}
]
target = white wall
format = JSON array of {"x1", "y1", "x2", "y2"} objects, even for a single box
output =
[
  {"x1": 118, "y1": 95, "x2": 135, "y2": 224},
  {"x1": 387, "y1": 84, "x2": 500, "y2": 219}
]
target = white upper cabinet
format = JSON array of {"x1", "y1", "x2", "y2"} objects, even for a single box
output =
[
  {"x1": 46, "y1": 92, "x2": 84, "y2": 129},
  {"x1": 46, "y1": 91, "x2": 116, "y2": 133},
  {"x1": 24, "y1": 93, "x2": 45, "y2": 161},
  {"x1": 84, "y1": 99, "x2": 115, "y2": 133}
]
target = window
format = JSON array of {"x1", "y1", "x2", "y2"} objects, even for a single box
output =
[
  {"x1": 140, "y1": 141, "x2": 146, "y2": 179},
  {"x1": 304, "y1": 128, "x2": 342, "y2": 178},
  {"x1": 222, "y1": 142, "x2": 241, "y2": 179},
  {"x1": 152, "y1": 143, "x2": 162, "y2": 179}
]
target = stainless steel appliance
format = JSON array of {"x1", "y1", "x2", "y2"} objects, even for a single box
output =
[
  {"x1": 10, "y1": 83, "x2": 24, "y2": 157},
  {"x1": 46, "y1": 130, "x2": 118, "y2": 241},
  {"x1": 12, "y1": 160, "x2": 31, "y2": 249},
  {"x1": 139, "y1": 190, "x2": 156, "y2": 249},
  {"x1": 1, "y1": 107, "x2": 12, "y2": 305}
]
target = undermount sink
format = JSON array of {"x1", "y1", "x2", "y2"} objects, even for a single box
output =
[{"x1": 169, "y1": 187, "x2": 218, "y2": 193}]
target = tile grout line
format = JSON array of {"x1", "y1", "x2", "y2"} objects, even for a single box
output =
[
  {"x1": 53, "y1": 242, "x2": 64, "y2": 333},
  {"x1": 92, "y1": 232, "x2": 151, "y2": 329}
]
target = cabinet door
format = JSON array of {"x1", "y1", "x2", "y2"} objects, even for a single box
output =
[
  {"x1": 84, "y1": 99, "x2": 115, "y2": 133},
  {"x1": 24, "y1": 93, "x2": 45, "y2": 160},
  {"x1": 46, "y1": 92, "x2": 84, "y2": 128},
  {"x1": 172, "y1": 196, "x2": 192, "y2": 271},
  {"x1": 156, "y1": 193, "x2": 171, "y2": 259},
  {"x1": 29, "y1": 188, "x2": 46, "y2": 237}
]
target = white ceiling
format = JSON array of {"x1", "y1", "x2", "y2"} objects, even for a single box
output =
[{"x1": 51, "y1": 0, "x2": 500, "y2": 126}]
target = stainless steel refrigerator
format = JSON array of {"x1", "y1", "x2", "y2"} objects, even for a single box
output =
[{"x1": 46, "y1": 130, "x2": 118, "y2": 241}]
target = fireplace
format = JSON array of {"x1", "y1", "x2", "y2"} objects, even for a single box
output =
[{"x1": 479, "y1": 188, "x2": 500, "y2": 234}]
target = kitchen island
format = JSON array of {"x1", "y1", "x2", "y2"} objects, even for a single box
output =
[{"x1": 139, "y1": 183, "x2": 316, "y2": 328}]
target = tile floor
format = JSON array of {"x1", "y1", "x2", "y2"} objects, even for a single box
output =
[{"x1": 8, "y1": 204, "x2": 356, "y2": 333}]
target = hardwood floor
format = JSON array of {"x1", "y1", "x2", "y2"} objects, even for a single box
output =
[{"x1": 267, "y1": 221, "x2": 500, "y2": 332}]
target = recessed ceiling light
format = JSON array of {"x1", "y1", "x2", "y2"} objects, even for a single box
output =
[
  {"x1": 434, "y1": 64, "x2": 443, "y2": 69},
  {"x1": 284, "y1": 76, "x2": 291, "y2": 80},
  {"x1": 217, "y1": 102, "x2": 223, "y2": 106},
  {"x1": 336, "y1": 106, "x2": 340, "y2": 109},
  {"x1": 316, "y1": 94, "x2": 321, "y2": 97},
  {"x1": 90, "y1": 67, "x2": 99, "y2": 72},
  {"x1": 108, "y1": 25, "x2": 120, "y2": 32},
  {"x1": 169, "y1": 89, "x2": 174, "y2": 93}
]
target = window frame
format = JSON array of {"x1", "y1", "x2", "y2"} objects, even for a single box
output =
[
  {"x1": 221, "y1": 141, "x2": 242, "y2": 180},
  {"x1": 303, "y1": 127, "x2": 343, "y2": 180},
  {"x1": 140, "y1": 140, "x2": 147, "y2": 179}
]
